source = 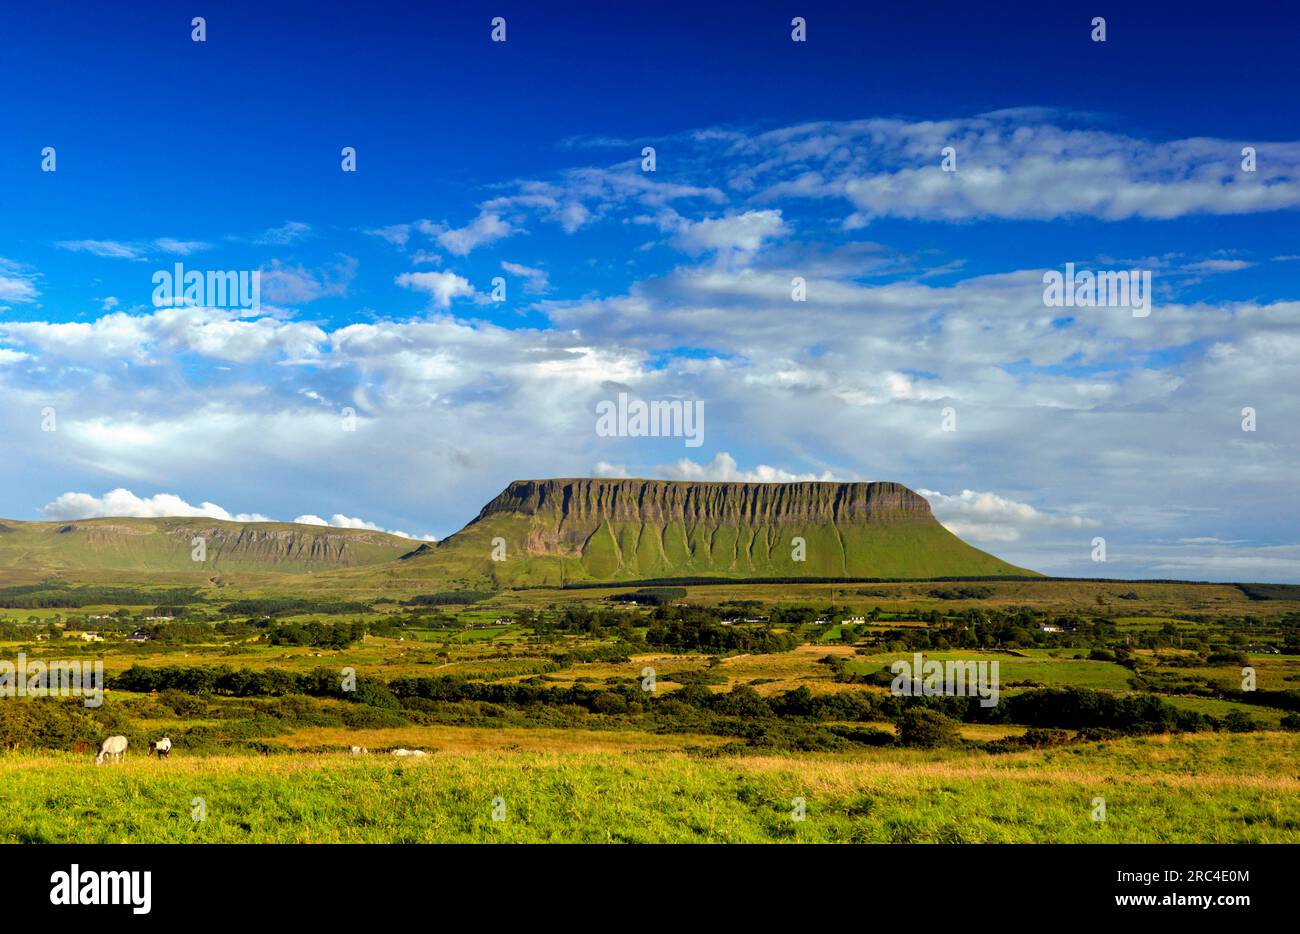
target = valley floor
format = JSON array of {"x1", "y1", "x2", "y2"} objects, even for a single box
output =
[{"x1": 2, "y1": 730, "x2": 1296, "y2": 844}]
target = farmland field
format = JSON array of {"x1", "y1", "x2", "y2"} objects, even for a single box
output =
[{"x1": 2, "y1": 575, "x2": 1298, "y2": 844}]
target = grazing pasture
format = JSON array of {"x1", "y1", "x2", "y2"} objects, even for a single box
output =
[{"x1": 1, "y1": 732, "x2": 1295, "y2": 843}]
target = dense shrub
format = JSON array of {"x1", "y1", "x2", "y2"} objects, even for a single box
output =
[
  {"x1": 897, "y1": 709, "x2": 961, "y2": 747},
  {"x1": 0, "y1": 698, "x2": 135, "y2": 751}
]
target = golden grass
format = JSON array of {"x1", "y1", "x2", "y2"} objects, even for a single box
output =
[{"x1": 267, "y1": 723, "x2": 731, "y2": 754}]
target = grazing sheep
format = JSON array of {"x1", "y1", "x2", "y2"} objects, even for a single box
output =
[
  {"x1": 349, "y1": 746, "x2": 367, "y2": 756},
  {"x1": 391, "y1": 748, "x2": 428, "y2": 757},
  {"x1": 149, "y1": 737, "x2": 172, "y2": 759},
  {"x1": 95, "y1": 735, "x2": 128, "y2": 765}
]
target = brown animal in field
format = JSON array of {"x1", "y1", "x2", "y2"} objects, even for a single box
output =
[{"x1": 72, "y1": 742, "x2": 92, "y2": 755}]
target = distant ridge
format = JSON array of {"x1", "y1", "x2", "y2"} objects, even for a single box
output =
[{"x1": 0, "y1": 516, "x2": 415, "y2": 575}]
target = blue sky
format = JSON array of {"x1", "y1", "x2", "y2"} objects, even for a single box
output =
[{"x1": 1, "y1": 0, "x2": 1298, "y2": 580}]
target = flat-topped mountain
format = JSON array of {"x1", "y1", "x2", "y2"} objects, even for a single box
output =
[
  {"x1": 0, "y1": 517, "x2": 416, "y2": 575},
  {"x1": 406, "y1": 478, "x2": 1034, "y2": 587}
]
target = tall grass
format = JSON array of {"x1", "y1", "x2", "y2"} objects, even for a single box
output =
[{"x1": 2, "y1": 732, "x2": 1295, "y2": 843}]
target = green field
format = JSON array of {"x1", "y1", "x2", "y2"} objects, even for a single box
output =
[
  {"x1": 848, "y1": 652, "x2": 1137, "y2": 691},
  {"x1": 2, "y1": 732, "x2": 1296, "y2": 843}
]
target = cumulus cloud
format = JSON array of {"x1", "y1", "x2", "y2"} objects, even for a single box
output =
[
  {"x1": 292, "y1": 513, "x2": 436, "y2": 541},
  {"x1": 40, "y1": 489, "x2": 434, "y2": 540},
  {"x1": 671, "y1": 209, "x2": 789, "y2": 256},
  {"x1": 919, "y1": 488, "x2": 1101, "y2": 543},
  {"x1": 0, "y1": 306, "x2": 326, "y2": 364},
  {"x1": 595, "y1": 452, "x2": 838, "y2": 484},
  {"x1": 434, "y1": 209, "x2": 515, "y2": 256},
  {"x1": 42, "y1": 489, "x2": 272, "y2": 523},
  {"x1": 395, "y1": 270, "x2": 479, "y2": 308}
]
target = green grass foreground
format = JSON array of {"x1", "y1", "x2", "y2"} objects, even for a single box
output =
[{"x1": 3, "y1": 732, "x2": 1296, "y2": 844}]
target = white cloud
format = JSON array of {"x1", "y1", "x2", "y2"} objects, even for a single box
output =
[
  {"x1": 671, "y1": 209, "x2": 789, "y2": 256},
  {"x1": 364, "y1": 223, "x2": 413, "y2": 247},
  {"x1": 42, "y1": 489, "x2": 272, "y2": 523},
  {"x1": 292, "y1": 513, "x2": 436, "y2": 541},
  {"x1": 0, "y1": 259, "x2": 39, "y2": 303},
  {"x1": 40, "y1": 489, "x2": 434, "y2": 540},
  {"x1": 501, "y1": 261, "x2": 550, "y2": 295},
  {"x1": 919, "y1": 488, "x2": 1101, "y2": 543},
  {"x1": 55, "y1": 240, "x2": 149, "y2": 261},
  {"x1": 55, "y1": 238, "x2": 211, "y2": 260},
  {"x1": 727, "y1": 114, "x2": 1300, "y2": 224},
  {"x1": 1180, "y1": 258, "x2": 1252, "y2": 274},
  {"x1": 0, "y1": 306, "x2": 326, "y2": 364},
  {"x1": 255, "y1": 221, "x2": 312, "y2": 245},
  {"x1": 636, "y1": 452, "x2": 838, "y2": 483},
  {"x1": 434, "y1": 210, "x2": 515, "y2": 256},
  {"x1": 396, "y1": 270, "x2": 478, "y2": 308},
  {"x1": 153, "y1": 238, "x2": 211, "y2": 255},
  {"x1": 260, "y1": 256, "x2": 356, "y2": 304}
]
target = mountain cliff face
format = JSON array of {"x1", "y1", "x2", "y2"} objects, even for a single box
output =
[
  {"x1": 479, "y1": 479, "x2": 932, "y2": 525},
  {"x1": 418, "y1": 478, "x2": 1034, "y2": 586}
]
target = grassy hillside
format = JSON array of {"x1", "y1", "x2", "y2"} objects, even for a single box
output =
[
  {"x1": 0, "y1": 517, "x2": 416, "y2": 575},
  {"x1": 417, "y1": 514, "x2": 1034, "y2": 587}
]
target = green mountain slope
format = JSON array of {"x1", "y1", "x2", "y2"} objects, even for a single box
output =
[
  {"x1": 0, "y1": 517, "x2": 417, "y2": 575},
  {"x1": 394, "y1": 478, "x2": 1036, "y2": 588}
]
